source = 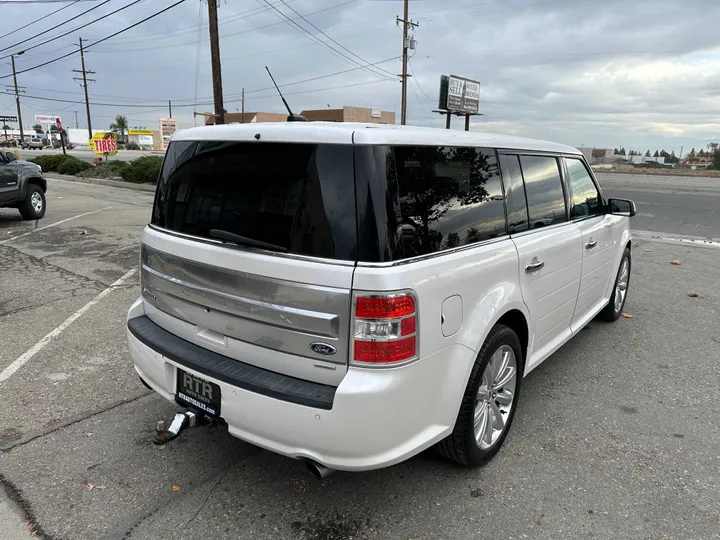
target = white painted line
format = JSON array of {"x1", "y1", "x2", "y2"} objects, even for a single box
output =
[
  {"x1": 0, "y1": 207, "x2": 110, "y2": 246},
  {"x1": 0, "y1": 268, "x2": 137, "y2": 384}
]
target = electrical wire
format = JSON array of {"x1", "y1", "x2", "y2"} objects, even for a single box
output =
[
  {"x1": 407, "y1": 58, "x2": 435, "y2": 102},
  {"x1": 0, "y1": 0, "x2": 79, "y2": 40},
  {"x1": 276, "y1": 0, "x2": 396, "y2": 79},
  {"x1": 0, "y1": 0, "x2": 187, "y2": 80},
  {"x1": 417, "y1": 0, "x2": 595, "y2": 22},
  {"x1": 258, "y1": 0, "x2": 396, "y2": 82},
  {"x1": 0, "y1": 0, "x2": 148, "y2": 60},
  {"x1": 0, "y1": 0, "x2": 111, "y2": 54}
]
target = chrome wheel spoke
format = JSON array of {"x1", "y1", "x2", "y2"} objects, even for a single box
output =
[
  {"x1": 489, "y1": 399, "x2": 505, "y2": 431},
  {"x1": 473, "y1": 401, "x2": 489, "y2": 445},
  {"x1": 474, "y1": 344, "x2": 517, "y2": 451},
  {"x1": 493, "y1": 361, "x2": 516, "y2": 390},
  {"x1": 481, "y1": 403, "x2": 494, "y2": 446},
  {"x1": 495, "y1": 388, "x2": 513, "y2": 407}
]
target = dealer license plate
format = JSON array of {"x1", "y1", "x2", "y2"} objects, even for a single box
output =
[{"x1": 176, "y1": 368, "x2": 221, "y2": 417}]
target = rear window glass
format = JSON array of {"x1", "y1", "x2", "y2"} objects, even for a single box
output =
[
  {"x1": 152, "y1": 141, "x2": 357, "y2": 260},
  {"x1": 392, "y1": 146, "x2": 506, "y2": 259}
]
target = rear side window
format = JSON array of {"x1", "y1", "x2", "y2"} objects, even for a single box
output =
[
  {"x1": 519, "y1": 156, "x2": 567, "y2": 228},
  {"x1": 566, "y1": 158, "x2": 603, "y2": 218},
  {"x1": 392, "y1": 146, "x2": 506, "y2": 259},
  {"x1": 152, "y1": 141, "x2": 357, "y2": 260},
  {"x1": 498, "y1": 154, "x2": 529, "y2": 234}
]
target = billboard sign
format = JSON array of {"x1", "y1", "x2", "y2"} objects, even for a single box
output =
[
  {"x1": 159, "y1": 118, "x2": 177, "y2": 150},
  {"x1": 0, "y1": 115, "x2": 18, "y2": 123},
  {"x1": 35, "y1": 115, "x2": 61, "y2": 123},
  {"x1": 438, "y1": 75, "x2": 480, "y2": 114},
  {"x1": 90, "y1": 132, "x2": 118, "y2": 156},
  {"x1": 138, "y1": 134, "x2": 153, "y2": 146},
  {"x1": 128, "y1": 129, "x2": 153, "y2": 135}
]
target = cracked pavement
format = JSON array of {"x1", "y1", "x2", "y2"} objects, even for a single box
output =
[{"x1": 0, "y1": 175, "x2": 719, "y2": 540}]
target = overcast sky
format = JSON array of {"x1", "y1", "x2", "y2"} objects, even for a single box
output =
[{"x1": 1, "y1": 0, "x2": 719, "y2": 154}]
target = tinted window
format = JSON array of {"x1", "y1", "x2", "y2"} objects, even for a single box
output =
[
  {"x1": 498, "y1": 154, "x2": 529, "y2": 233},
  {"x1": 519, "y1": 156, "x2": 566, "y2": 228},
  {"x1": 152, "y1": 142, "x2": 357, "y2": 260},
  {"x1": 566, "y1": 158, "x2": 603, "y2": 218},
  {"x1": 392, "y1": 146, "x2": 506, "y2": 258}
]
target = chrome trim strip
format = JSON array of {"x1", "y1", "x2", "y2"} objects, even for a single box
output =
[{"x1": 356, "y1": 236, "x2": 509, "y2": 267}]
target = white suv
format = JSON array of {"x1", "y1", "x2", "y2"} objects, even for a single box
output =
[{"x1": 127, "y1": 123, "x2": 636, "y2": 473}]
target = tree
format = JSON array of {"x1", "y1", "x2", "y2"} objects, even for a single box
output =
[
  {"x1": 689, "y1": 148, "x2": 696, "y2": 158},
  {"x1": 645, "y1": 150, "x2": 651, "y2": 157},
  {"x1": 698, "y1": 149, "x2": 706, "y2": 158},
  {"x1": 613, "y1": 148, "x2": 619, "y2": 155},
  {"x1": 619, "y1": 147, "x2": 626, "y2": 155},
  {"x1": 653, "y1": 150, "x2": 659, "y2": 158},
  {"x1": 109, "y1": 114, "x2": 129, "y2": 143},
  {"x1": 32, "y1": 124, "x2": 43, "y2": 134},
  {"x1": 713, "y1": 150, "x2": 720, "y2": 170}
]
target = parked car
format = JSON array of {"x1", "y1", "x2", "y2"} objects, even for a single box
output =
[
  {"x1": 126, "y1": 123, "x2": 636, "y2": 475},
  {"x1": 26, "y1": 137, "x2": 44, "y2": 150},
  {"x1": 0, "y1": 151, "x2": 47, "y2": 219}
]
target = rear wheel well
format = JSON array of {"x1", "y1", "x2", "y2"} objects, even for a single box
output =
[
  {"x1": 626, "y1": 240, "x2": 632, "y2": 251},
  {"x1": 495, "y1": 310, "x2": 528, "y2": 367}
]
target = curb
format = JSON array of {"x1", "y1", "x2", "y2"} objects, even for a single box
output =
[{"x1": 46, "y1": 174, "x2": 156, "y2": 192}]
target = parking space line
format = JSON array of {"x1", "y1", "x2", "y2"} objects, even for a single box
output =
[
  {"x1": 0, "y1": 207, "x2": 111, "y2": 246},
  {"x1": 0, "y1": 268, "x2": 137, "y2": 384}
]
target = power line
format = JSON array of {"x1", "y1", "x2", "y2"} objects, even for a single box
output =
[
  {"x1": 0, "y1": 0, "x2": 188, "y2": 80},
  {"x1": 0, "y1": 0, "x2": 148, "y2": 60},
  {"x1": 407, "y1": 58, "x2": 434, "y2": 102},
  {"x1": 275, "y1": 0, "x2": 396, "y2": 79},
  {"x1": 0, "y1": 0, "x2": 111, "y2": 55},
  {"x1": 0, "y1": 0, "x2": 79, "y2": 40},
  {"x1": 258, "y1": 0, "x2": 396, "y2": 82}
]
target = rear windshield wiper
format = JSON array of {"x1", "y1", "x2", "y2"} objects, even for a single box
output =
[{"x1": 209, "y1": 229, "x2": 288, "y2": 253}]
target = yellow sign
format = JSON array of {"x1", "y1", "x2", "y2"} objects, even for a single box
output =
[
  {"x1": 89, "y1": 132, "x2": 118, "y2": 156},
  {"x1": 128, "y1": 129, "x2": 153, "y2": 135}
]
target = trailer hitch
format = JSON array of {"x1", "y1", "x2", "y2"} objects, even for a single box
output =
[{"x1": 153, "y1": 409, "x2": 209, "y2": 446}]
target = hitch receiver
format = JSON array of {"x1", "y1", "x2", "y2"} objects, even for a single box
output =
[{"x1": 152, "y1": 409, "x2": 204, "y2": 446}]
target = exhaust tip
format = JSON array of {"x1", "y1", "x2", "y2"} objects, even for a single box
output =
[{"x1": 305, "y1": 460, "x2": 334, "y2": 480}]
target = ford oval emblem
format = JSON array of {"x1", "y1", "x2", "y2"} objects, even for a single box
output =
[{"x1": 309, "y1": 342, "x2": 337, "y2": 356}]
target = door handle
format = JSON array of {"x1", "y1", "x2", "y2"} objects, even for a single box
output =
[
  {"x1": 586, "y1": 239, "x2": 598, "y2": 250},
  {"x1": 525, "y1": 260, "x2": 545, "y2": 273}
]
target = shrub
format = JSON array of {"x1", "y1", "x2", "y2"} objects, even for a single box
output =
[
  {"x1": 121, "y1": 155, "x2": 164, "y2": 184},
  {"x1": 125, "y1": 142, "x2": 140, "y2": 150},
  {"x1": 52, "y1": 141, "x2": 62, "y2": 149},
  {"x1": 27, "y1": 154, "x2": 73, "y2": 172},
  {"x1": 56, "y1": 156, "x2": 93, "y2": 175},
  {"x1": 76, "y1": 160, "x2": 128, "y2": 179}
]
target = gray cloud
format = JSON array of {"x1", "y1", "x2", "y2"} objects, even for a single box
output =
[{"x1": 2, "y1": 0, "x2": 719, "y2": 152}]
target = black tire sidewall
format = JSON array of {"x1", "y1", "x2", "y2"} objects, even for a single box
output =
[
  {"x1": 20, "y1": 185, "x2": 45, "y2": 220},
  {"x1": 463, "y1": 326, "x2": 523, "y2": 466}
]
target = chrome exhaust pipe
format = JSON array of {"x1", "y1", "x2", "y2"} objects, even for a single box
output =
[{"x1": 305, "y1": 460, "x2": 334, "y2": 480}]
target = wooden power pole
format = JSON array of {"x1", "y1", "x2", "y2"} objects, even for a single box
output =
[
  {"x1": 10, "y1": 54, "x2": 24, "y2": 142},
  {"x1": 207, "y1": 0, "x2": 225, "y2": 125},
  {"x1": 397, "y1": 1, "x2": 417, "y2": 126},
  {"x1": 72, "y1": 38, "x2": 95, "y2": 139}
]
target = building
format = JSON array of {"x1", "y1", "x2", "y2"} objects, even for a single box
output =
[
  {"x1": 203, "y1": 106, "x2": 395, "y2": 126},
  {"x1": 578, "y1": 147, "x2": 614, "y2": 163}
]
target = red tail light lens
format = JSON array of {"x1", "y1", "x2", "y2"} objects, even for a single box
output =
[{"x1": 353, "y1": 293, "x2": 417, "y2": 365}]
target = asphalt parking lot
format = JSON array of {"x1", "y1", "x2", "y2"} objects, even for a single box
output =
[{"x1": 1, "y1": 175, "x2": 719, "y2": 540}]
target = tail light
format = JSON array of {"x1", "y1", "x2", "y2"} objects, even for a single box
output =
[{"x1": 352, "y1": 292, "x2": 418, "y2": 365}]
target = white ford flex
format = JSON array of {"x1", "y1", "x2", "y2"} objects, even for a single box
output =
[{"x1": 127, "y1": 122, "x2": 636, "y2": 473}]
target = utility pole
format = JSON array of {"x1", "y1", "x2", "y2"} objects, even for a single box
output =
[
  {"x1": 72, "y1": 38, "x2": 95, "y2": 140},
  {"x1": 74, "y1": 111, "x2": 79, "y2": 129},
  {"x1": 397, "y1": 2, "x2": 418, "y2": 126},
  {"x1": 241, "y1": 87, "x2": 244, "y2": 123},
  {"x1": 168, "y1": 100, "x2": 172, "y2": 119},
  {"x1": 10, "y1": 53, "x2": 25, "y2": 142},
  {"x1": 207, "y1": 0, "x2": 225, "y2": 125}
]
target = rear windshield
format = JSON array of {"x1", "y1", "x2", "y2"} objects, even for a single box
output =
[{"x1": 152, "y1": 141, "x2": 357, "y2": 260}]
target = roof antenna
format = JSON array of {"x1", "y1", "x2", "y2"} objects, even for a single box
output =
[{"x1": 265, "y1": 66, "x2": 307, "y2": 122}]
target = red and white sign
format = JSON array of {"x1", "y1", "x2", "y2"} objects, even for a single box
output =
[
  {"x1": 56, "y1": 118, "x2": 63, "y2": 134},
  {"x1": 93, "y1": 138, "x2": 117, "y2": 154}
]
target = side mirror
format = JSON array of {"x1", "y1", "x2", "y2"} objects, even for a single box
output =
[
  {"x1": 608, "y1": 198, "x2": 636, "y2": 217},
  {"x1": 5, "y1": 151, "x2": 15, "y2": 162}
]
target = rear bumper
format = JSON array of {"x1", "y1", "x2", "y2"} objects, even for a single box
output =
[{"x1": 127, "y1": 300, "x2": 476, "y2": 471}]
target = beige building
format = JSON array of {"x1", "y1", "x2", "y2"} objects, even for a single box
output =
[{"x1": 203, "y1": 106, "x2": 395, "y2": 126}]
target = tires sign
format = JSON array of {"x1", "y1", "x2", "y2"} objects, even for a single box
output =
[{"x1": 90, "y1": 132, "x2": 118, "y2": 156}]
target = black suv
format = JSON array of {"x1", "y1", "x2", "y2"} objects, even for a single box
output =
[{"x1": 0, "y1": 150, "x2": 47, "y2": 220}]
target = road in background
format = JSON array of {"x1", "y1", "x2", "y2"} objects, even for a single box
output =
[
  {"x1": 598, "y1": 172, "x2": 720, "y2": 239},
  {"x1": 18, "y1": 147, "x2": 165, "y2": 163}
]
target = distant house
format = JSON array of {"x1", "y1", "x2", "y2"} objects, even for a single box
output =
[{"x1": 578, "y1": 148, "x2": 614, "y2": 163}]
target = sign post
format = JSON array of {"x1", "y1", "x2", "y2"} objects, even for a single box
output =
[
  {"x1": 435, "y1": 74, "x2": 483, "y2": 131},
  {"x1": 56, "y1": 118, "x2": 66, "y2": 156}
]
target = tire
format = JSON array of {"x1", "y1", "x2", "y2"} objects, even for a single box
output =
[
  {"x1": 599, "y1": 248, "x2": 631, "y2": 322},
  {"x1": 435, "y1": 324, "x2": 523, "y2": 467},
  {"x1": 19, "y1": 183, "x2": 46, "y2": 220}
]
